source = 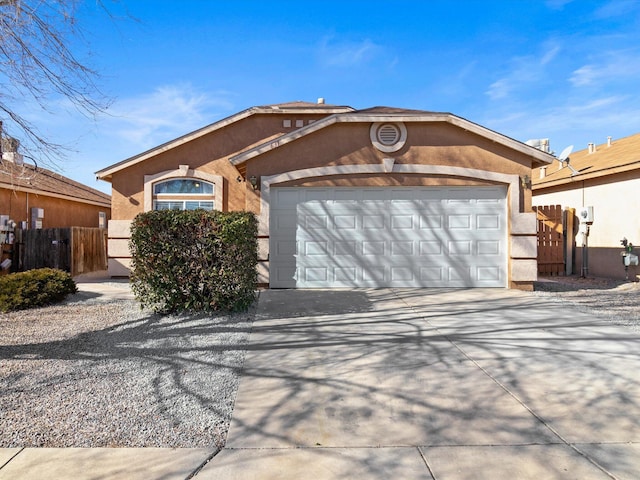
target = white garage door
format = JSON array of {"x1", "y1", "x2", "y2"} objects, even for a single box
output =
[{"x1": 270, "y1": 186, "x2": 507, "y2": 288}]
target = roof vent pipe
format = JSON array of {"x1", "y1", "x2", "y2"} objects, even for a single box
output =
[
  {"x1": 317, "y1": 97, "x2": 325, "y2": 104},
  {"x1": 540, "y1": 166, "x2": 547, "y2": 179},
  {"x1": 607, "y1": 136, "x2": 612, "y2": 147},
  {"x1": 588, "y1": 143, "x2": 595, "y2": 154}
]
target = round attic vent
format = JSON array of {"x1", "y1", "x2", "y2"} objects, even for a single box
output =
[
  {"x1": 378, "y1": 124, "x2": 400, "y2": 145},
  {"x1": 370, "y1": 122, "x2": 407, "y2": 153}
]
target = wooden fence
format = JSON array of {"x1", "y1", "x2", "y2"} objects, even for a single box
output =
[
  {"x1": 19, "y1": 227, "x2": 107, "y2": 276},
  {"x1": 534, "y1": 205, "x2": 565, "y2": 276}
]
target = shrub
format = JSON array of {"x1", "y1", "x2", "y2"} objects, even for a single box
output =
[
  {"x1": 129, "y1": 209, "x2": 258, "y2": 313},
  {"x1": 0, "y1": 268, "x2": 78, "y2": 312}
]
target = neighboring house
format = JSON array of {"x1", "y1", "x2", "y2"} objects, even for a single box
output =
[
  {"x1": 1, "y1": 153, "x2": 111, "y2": 229},
  {"x1": 532, "y1": 133, "x2": 640, "y2": 280},
  {"x1": 96, "y1": 100, "x2": 554, "y2": 290}
]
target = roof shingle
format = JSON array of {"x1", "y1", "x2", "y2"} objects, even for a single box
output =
[
  {"x1": 533, "y1": 133, "x2": 640, "y2": 189},
  {"x1": 0, "y1": 160, "x2": 111, "y2": 207}
]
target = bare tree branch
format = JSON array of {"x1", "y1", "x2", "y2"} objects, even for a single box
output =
[{"x1": 0, "y1": 0, "x2": 113, "y2": 166}]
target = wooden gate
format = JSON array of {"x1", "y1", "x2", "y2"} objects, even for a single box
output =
[
  {"x1": 534, "y1": 205, "x2": 565, "y2": 276},
  {"x1": 21, "y1": 227, "x2": 107, "y2": 276}
]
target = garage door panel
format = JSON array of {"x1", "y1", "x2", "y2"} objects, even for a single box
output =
[
  {"x1": 420, "y1": 241, "x2": 443, "y2": 255},
  {"x1": 304, "y1": 241, "x2": 327, "y2": 256},
  {"x1": 363, "y1": 241, "x2": 385, "y2": 256},
  {"x1": 334, "y1": 241, "x2": 357, "y2": 255},
  {"x1": 274, "y1": 189, "x2": 301, "y2": 206},
  {"x1": 448, "y1": 215, "x2": 471, "y2": 229},
  {"x1": 420, "y1": 266, "x2": 445, "y2": 281},
  {"x1": 335, "y1": 215, "x2": 357, "y2": 229},
  {"x1": 363, "y1": 215, "x2": 385, "y2": 229},
  {"x1": 420, "y1": 215, "x2": 443, "y2": 229},
  {"x1": 274, "y1": 214, "x2": 297, "y2": 230},
  {"x1": 478, "y1": 240, "x2": 500, "y2": 255},
  {"x1": 363, "y1": 267, "x2": 386, "y2": 282},
  {"x1": 391, "y1": 215, "x2": 414, "y2": 229},
  {"x1": 477, "y1": 214, "x2": 500, "y2": 229},
  {"x1": 391, "y1": 241, "x2": 414, "y2": 256},
  {"x1": 449, "y1": 241, "x2": 472, "y2": 255},
  {"x1": 274, "y1": 240, "x2": 297, "y2": 256},
  {"x1": 270, "y1": 186, "x2": 506, "y2": 288},
  {"x1": 478, "y1": 266, "x2": 501, "y2": 282},
  {"x1": 449, "y1": 266, "x2": 472, "y2": 283},
  {"x1": 334, "y1": 267, "x2": 357, "y2": 282}
]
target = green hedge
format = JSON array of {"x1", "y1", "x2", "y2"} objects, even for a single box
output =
[
  {"x1": 129, "y1": 210, "x2": 258, "y2": 313},
  {"x1": 0, "y1": 268, "x2": 77, "y2": 312}
]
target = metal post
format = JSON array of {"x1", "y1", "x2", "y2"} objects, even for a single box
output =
[{"x1": 581, "y1": 227, "x2": 589, "y2": 278}]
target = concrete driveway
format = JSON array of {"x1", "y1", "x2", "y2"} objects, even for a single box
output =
[{"x1": 200, "y1": 288, "x2": 640, "y2": 479}]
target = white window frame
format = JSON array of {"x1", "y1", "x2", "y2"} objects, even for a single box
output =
[{"x1": 144, "y1": 165, "x2": 223, "y2": 212}]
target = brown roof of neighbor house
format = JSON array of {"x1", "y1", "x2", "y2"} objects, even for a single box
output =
[
  {"x1": 533, "y1": 133, "x2": 640, "y2": 189},
  {"x1": 0, "y1": 159, "x2": 111, "y2": 207}
]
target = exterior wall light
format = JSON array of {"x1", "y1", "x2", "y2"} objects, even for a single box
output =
[
  {"x1": 249, "y1": 175, "x2": 260, "y2": 190},
  {"x1": 520, "y1": 174, "x2": 531, "y2": 189}
]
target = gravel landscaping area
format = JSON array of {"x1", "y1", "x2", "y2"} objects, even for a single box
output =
[
  {"x1": 534, "y1": 275, "x2": 640, "y2": 332},
  {"x1": 1, "y1": 275, "x2": 639, "y2": 448},
  {"x1": 0, "y1": 290, "x2": 253, "y2": 448}
]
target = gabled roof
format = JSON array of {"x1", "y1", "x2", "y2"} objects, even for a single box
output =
[
  {"x1": 0, "y1": 160, "x2": 111, "y2": 207},
  {"x1": 353, "y1": 106, "x2": 437, "y2": 115},
  {"x1": 533, "y1": 133, "x2": 640, "y2": 190},
  {"x1": 95, "y1": 101, "x2": 354, "y2": 181},
  {"x1": 230, "y1": 109, "x2": 555, "y2": 167}
]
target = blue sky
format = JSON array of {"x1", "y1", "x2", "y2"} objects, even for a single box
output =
[{"x1": 14, "y1": 0, "x2": 640, "y2": 194}]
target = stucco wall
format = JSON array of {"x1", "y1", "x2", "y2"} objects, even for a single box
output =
[
  {"x1": 109, "y1": 113, "x2": 331, "y2": 220},
  {"x1": 533, "y1": 172, "x2": 640, "y2": 280},
  {"x1": 0, "y1": 189, "x2": 110, "y2": 228},
  {"x1": 106, "y1": 116, "x2": 541, "y2": 287},
  {"x1": 534, "y1": 173, "x2": 640, "y2": 248}
]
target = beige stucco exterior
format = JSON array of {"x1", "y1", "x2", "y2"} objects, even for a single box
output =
[
  {"x1": 97, "y1": 102, "x2": 553, "y2": 288},
  {"x1": 534, "y1": 171, "x2": 640, "y2": 279},
  {"x1": 533, "y1": 134, "x2": 640, "y2": 280}
]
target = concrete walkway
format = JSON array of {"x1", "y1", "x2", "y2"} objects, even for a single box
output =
[{"x1": 2, "y1": 287, "x2": 640, "y2": 479}]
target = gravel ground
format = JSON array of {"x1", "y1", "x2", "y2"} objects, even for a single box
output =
[
  {"x1": 2, "y1": 275, "x2": 639, "y2": 448},
  {"x1": 0, "y1": 290, "x2": 253, "y2": 448},
  {"x1": 533, "y1": 275, "x2": 640, "y2": 332}
]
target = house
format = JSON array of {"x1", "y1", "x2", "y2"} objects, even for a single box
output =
[
  {"x1": 1, "y1": 149, "x2": 111, "y2": 230},
  {"x1": 96, "y1": 100, "x2": 554, "y2": 290},
  {"x1": 532, "y1": 133, "x2": 640, "y2": 280},
  {"x1": 1, "y1": 143, "x2": 111, "y2": 275}
]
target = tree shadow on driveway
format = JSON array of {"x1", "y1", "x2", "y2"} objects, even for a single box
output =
[{"x1": 226, "y1": 288, "x2": 640, "y2": 460}]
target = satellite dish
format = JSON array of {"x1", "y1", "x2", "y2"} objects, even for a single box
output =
[
  {"x1": 557, "y1": 144, "x2": 579, "y2": 176},
  {"x1": 558, "y1": 145, "x2": 573, "y2": 162}
]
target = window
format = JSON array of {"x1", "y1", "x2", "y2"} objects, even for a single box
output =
[
  {"x1": 153, "y1": 179, "x2": 213, "y2": 195},
  {"x1": 154, "y1": 200, "x2": 214, "y2": 210},
  {"x1": 152, "y1": 179, "x2": 215, "y2": 211}
]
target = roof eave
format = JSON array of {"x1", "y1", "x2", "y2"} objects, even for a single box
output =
[
  {"x1": 229, "y1": 112, "x2": 556, "y2": 166},
  {"x1": 0, "y1": 181, "x2": 111, "y2": 207},
  {"x1": 533, "y1": 160, "x2": 640, "y2": 191},
  {"x1": 95, "y1": 107, "x2": 258, "y2": 180},
  {"x1": 95, "y1": 104, "x2": 355, "y2": 180}
]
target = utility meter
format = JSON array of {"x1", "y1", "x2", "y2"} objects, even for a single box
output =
[{"x1": 579, "y1": 206, "x2": 594, "y2": 225}]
